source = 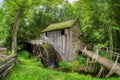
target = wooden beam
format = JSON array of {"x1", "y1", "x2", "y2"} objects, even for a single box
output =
[
  {"x1": 79, "y1": 47, "x2": 120, "y2": 75},
  {"x1": 0, "y1": 64, "x2": 15, "y2": 79},
  {"x1": 0, "y1": 54, "x2": 16, "y2": 66},
  {"x1": 0, "y1": 58, "x2": 16, "y2": 73}
]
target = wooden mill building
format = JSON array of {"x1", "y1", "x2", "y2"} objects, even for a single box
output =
[{"x1": 41, "y1": 19, "x2": 83, "y2": 62}]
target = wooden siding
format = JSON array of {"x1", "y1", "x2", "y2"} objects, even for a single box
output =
[
  {"x1": 41, "y1": 21, "x2": 82, "y2": 62},
  {"x1": 41, "y1": 29, "x2": 72, "y2": 62},
  {"x1": 71, "y1": 22, "x2": 82, "y2": 60}
]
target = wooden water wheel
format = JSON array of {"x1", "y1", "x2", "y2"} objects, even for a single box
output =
[{"x1": 33, "y1": 44, "x2": 60, "y2": 68}]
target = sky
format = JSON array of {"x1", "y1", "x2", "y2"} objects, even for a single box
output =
[
  {"x1": 0, "y1": 0, "x2": 3, "y2": 6},
  {"x1": 0, "y1": 0, "x2": 3, "y2": 3}
]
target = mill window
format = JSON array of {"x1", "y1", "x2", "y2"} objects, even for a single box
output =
[
  {"x1": 46, "y1": 32, "x2": 47, "y2": 36},
  {"x1": 61, "y1": 30, "x2": 65, "y2": 35}
]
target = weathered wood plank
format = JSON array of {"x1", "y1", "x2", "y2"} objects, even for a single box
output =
[
  {"x1": 0, "y1": 48, "x2": 7, "y2": 54},
  {"x1": 80, "y1": 47, "x2": 120, "y2": 75},
  {"x1": 70, "y1": 21, "x2": 82, "y2": 61},
  {"x1": 0, "y1": 58, "x2": 16, "y2": 73},
  {"x1": 29, "y1": 40, "x2": 43, "y2": 45},
  {"x1": 0, "y1": 48, "x2": 7, "y2": 51},
  {"x1": 40, "y1": 21, "x2": 82, "y2": 62},
  {"x1": 63, "y1": 36, "x2": 65, "y2": 53},
  {"x1": 0, "y1": 54, "x2": 16, "y2": 66},
  {"x1": 69, "y1": 29, "x2": 72, "y2": 61},
  {"x1": 0, "y1": 64, "x2": 15, "y2": 79}
]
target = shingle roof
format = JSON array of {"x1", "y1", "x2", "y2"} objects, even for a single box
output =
[{"x1": 42, "y1": 19, "x2": 77, "y2": 32}]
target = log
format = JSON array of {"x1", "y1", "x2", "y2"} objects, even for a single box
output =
[
  {"x1": 80, "y1": 47, "x2": 120, "y2": 75},
  {"x1": 0, "y1": 58, "x2": 16, "y2": 73},
  {"x1": 96, "y1": 66, "x2": 104, "y2": 78},
  {"x1": 0, "y1": 54, "x2": 16, "y2": 79},
  {"x1": 0, "y1": 54, "x2": 16, "y2": 66},
  {"x1": 0, "y1": 64, "x2": 15, "y2": 79},
  {"x1": 0, "y1": 48, "x2": 7, "y2": 54},
  {"x1": 0, "y1": 48, "x2": 7, "y2": 51}
]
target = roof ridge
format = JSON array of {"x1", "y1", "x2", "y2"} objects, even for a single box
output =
[
  {"x1": 42, "y1": 19, "x2": 77, "y2": 33},
  {"x1": 50, "y1": 19, "x2": 77, "y2": 25}
]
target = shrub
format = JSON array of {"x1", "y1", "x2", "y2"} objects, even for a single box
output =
[
  {"x1": 19, "y1": 51, "x2": 30, "y2": 58},
  {"x1": 8, "y1": 50, "x2": 12, "y2": 55},
  {"x1": 70, "y1": 60, "x2": 80, "y2": 72},
  {"x1": 77, "y1": 56, "x2": 86, "y2": 66},
  {"x1": 58, "y1": 61, "x2": 71, "y2": 71},
  {"x1": 17, "y1": 44, "x2": 23, "y2": 52},
  {"x1": 42, "y1": 44, "x2": 49, "y2": 49}
]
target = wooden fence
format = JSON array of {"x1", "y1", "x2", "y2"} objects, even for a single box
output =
[
  {"x1": 79, "y1": 43, "x2": 120, "y2": 77},
  {"x1": 0, "y1": 54, "x2": 16, "y2": 80},
  {"x1": 0, "y1": 48, "x2": 7, "y2": 54}
]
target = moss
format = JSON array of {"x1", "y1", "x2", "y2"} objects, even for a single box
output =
[
  {"x1": 0, "y1": 59, "x2": 2, "y2": 62},
  {"x1": 42, "y1": 19, "x2": 77, "y2": 32},
  {"x1": 42, "y1": 44, "x2": 49, "y2": 49}
]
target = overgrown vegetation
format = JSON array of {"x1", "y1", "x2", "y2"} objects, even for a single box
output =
[
  {"x1": 5, "y1": 52, "x2": 120, "y2": 80},
  {"x1": 59, "y1": 61, "x2": 71, "y2": 71},
  {"x1": 0, "y1": 0, "x2": 120, "y2": 54},
  {"x1": 0, "y1": 0, "x2": 119, "y2": 55},
  {"x1": 0, "y1": 0, "x2": 120, "y2": 79}
]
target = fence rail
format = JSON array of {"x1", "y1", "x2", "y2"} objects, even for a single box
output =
[{"x1": 0, "y1": 54, "x2": 16, "y2": 79}]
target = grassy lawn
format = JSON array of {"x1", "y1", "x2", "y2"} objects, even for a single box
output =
[{"x1": 5, "y1": 52, "x2": 120, "y2": 80}]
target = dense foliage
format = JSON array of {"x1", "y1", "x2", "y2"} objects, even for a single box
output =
[
  {"x1": 0, "y1": 0, "x2": 120, "y2": 51},
  {"x1": 5, "y1": 52, "x2": 120, "y2": 80},
  {"x1": 0, "y1": 0, "x2": 120, "y2": 79},
  {"x1": 74, "y1": 0, "x2": 120, "y2": 49}
]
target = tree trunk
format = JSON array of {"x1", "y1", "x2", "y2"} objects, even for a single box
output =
[
  {"x1": 12, "y1": 4, "x2": 24, "y2": 55},
  {"x1": 79, "y1": 48, "x2": 120, "y2": 75}
]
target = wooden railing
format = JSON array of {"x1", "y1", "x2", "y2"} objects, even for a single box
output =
[{"x1": 0, "y1": 54, "x2": 17, "y2": 79}]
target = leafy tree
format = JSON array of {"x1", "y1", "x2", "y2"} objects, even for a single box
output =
[{"x1": 74, "y1": 0, "x2": 120, "y2": 49}]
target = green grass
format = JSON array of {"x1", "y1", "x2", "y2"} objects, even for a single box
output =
[{"x1": 5, "y1": 52, "x2": 120, "y2": 80}]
